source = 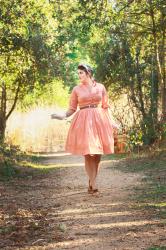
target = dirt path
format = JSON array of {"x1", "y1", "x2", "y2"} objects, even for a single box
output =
[{"x1": 1, "y1": 153, "x2": 166, "y2": 250}]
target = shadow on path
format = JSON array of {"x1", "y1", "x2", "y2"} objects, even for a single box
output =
[{"x1": 0, "y1": 152, "x2": 165, "y2": 250}]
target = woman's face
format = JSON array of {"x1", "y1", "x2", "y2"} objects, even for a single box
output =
[{"x1": 78, "y1": 69, "x2": 89, "y2": 82}]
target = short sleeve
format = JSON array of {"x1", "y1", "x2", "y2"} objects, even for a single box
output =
[
  {"x1": 69, "y1": 87, "x2": 78, "y2": 111},
  {"x1": 102, "y1": 85, "x2": 110, "y2": 109}
]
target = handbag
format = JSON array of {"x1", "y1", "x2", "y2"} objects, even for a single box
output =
[{"x1": 114, "y1": 133, "x2": 128, "y2": 154}]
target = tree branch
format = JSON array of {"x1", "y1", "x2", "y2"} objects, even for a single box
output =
[
  {"x1": 6, "y1": 80, "x2": 21, "y2": 120},
  {"x1": 118, "y1": 0, "x2": 135, "y2": 13}
]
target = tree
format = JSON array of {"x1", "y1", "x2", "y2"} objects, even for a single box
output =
[
  {"x1": 0, "y1": 0, "x2": 61, "y2": 140},
  {"x1": 86, "y1": 0, "x2": 165, "y2": 144}
]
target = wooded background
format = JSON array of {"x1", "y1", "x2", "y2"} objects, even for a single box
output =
[{"x1": 0, "y1": 0, "x2": 165, "y2": 151}]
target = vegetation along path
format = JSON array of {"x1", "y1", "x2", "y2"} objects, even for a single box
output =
[{"x1": 0, "y1": 152, "x2": 165, "y2": 250}]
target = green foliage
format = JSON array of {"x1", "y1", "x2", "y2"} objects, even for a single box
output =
[
  {"x1": 160, "y1": 122, "x2": 166, "y2": 139},
  {"x1": 0, "y1": 143, "x2": 21, "y2": 179},
  {"x1": 0, "y1": 0, "x2": 58, "y2": 83},
  {"x1": 0, "y1": 0, "x2": 165, "y2": 146},
  {"x1": 147, "y1": 247, "x2": 166, "y2": 250},
  {"x1": 19, "y1": 79, "x2": 70, "y2": 110},
  {"x1": 129, "y1": 127, "x2": 143, "y2": 148},
  {"x1": 85, "y1": 0, "x2": 165, "y2": 145},
  {"x1": 0, "y1": 0, "x2": 75, "y2": 138}
]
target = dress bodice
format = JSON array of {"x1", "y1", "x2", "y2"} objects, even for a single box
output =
[{"x1": 69, "y1": 82, "x2": 110, "y2": 111}]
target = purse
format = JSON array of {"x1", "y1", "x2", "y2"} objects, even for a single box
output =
[{"x1": 114, "y1": 133, "x2": 128, "y2": 154}]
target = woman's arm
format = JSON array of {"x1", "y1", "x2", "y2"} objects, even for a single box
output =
[
  {"x1": 66, "y1": 109, "x2": 75, "y2": 117},
  {"x1": 51, "y1": 87, "x2": 78, "y2": 120},
  {"x1": 51, "y1": 109, "x2": 76, "y2": 120}
]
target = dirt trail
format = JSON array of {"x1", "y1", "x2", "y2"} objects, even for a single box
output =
[{"x1": 1, "y1": 153, "x2": 165, "y2": 250}]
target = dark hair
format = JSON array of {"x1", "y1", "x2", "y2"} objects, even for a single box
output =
[{"x1": 78, "y1": 64, "x2": 93, "y2": 77}]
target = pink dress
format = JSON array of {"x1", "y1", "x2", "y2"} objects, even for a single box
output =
[{"x1": 65, "y1": 81, "x2": 116, "y2": 155}]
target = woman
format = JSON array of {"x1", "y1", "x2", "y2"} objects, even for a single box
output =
[{"x1": 51, "y1": 63, "x2": 119, "y2": 194}]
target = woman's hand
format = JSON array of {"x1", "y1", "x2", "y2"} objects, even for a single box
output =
[
  {"x1": 51, "y1": 109, "x2": 76, "y2": 120},
  {"x1": 112, "y1": 123, "x2": 120, "y2": 130},
  {"x1": 51, "y1": 113, "x2": 66, "y2": 120}
]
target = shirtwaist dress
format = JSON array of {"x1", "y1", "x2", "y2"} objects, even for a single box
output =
[{"x1": 65, "y1": 81, "x2": 116, "y2": 155}]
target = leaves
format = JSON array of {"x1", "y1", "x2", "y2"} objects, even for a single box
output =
[{"x1": 0, "y1": 0, "x2": 165, "y2": 144}]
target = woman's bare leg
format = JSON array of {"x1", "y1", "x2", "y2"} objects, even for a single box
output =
[
  {"x1": 84, "y1": 155, "x2": 97, "y2": 190},
  {"x1": 94, "y1": 154, "x2": 101, "y2": 178}
]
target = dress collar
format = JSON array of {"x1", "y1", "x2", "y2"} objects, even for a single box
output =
[{"x1": 80, "y1": 80, "x2": 97, "y2": 87}]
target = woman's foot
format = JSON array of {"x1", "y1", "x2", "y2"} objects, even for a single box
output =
[
  {"x1": 88, "y1": 188, "x2": 99, "y2": 194},
  {"x1": 88, "y1": 180, "x2": 99, "y2": 194},
  {"x1": 88, "y1": 180, "x2": 93, "y2": 193},
  {"x1": 92, "y1": 188, "x2": 99, "y2": 193}
]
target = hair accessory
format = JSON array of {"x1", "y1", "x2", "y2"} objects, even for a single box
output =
[{"x1": 78, "y1": 64, "x2": 93, "y2": 75}]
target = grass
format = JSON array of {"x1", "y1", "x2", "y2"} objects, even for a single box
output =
[
  {"x1": 105, "y1": 149, "x2": 166, "y2": 219},
  {"x1": 147, "y1": 247, "x2": 166, "y2": 250},
  {"x1": 102, "y1": 153, "x2": 128, "y2": 160},
  {"x1": 0, "y1": 149, "x2": 57, "y2": 181},
  {"x1": 0, "y1": 148, "x2": 78, "y2": 181}
]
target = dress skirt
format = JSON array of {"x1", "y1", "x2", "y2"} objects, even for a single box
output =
[{"x1": 65, "y1": 107, "x2": 114, "y2": 155}]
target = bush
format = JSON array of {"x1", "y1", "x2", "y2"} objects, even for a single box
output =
[
  {"x1": 0, "y1": 143, "x2": 21, "y2": 179},
  {"x1": 128, "y1": 127, "x2": 143, "y2": 150}
]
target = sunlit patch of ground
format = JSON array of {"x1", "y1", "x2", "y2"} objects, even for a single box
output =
[{"x1": 0, "y1": 153, "x2": 166, "y2": 250}]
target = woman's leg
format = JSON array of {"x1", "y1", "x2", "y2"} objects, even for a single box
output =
[
  {"x1": 84, "y1": 154, "x2": 97, "y2": 190},
  {"x1": 94, "y1": 154, "x2": 101, "y2": 179}
]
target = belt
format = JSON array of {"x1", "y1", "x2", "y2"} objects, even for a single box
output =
[{"x1": 80, "y1": 104, "x2": 98, "y2": 110}]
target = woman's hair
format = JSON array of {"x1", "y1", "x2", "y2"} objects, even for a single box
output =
[{"x1": 78, "y1": 64, "x2": 93, "y2": 77}]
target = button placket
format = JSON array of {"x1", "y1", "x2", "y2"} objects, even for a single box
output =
[{"x1": 85, "y1": 84, "x2": 93, "y2": 103}]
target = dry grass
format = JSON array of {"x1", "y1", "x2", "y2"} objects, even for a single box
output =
[{"x1": 5, "y1": 107, "x2": 70, "y2": 153}]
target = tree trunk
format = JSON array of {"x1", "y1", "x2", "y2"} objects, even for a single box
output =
[
  {"x1": 148, "y1": 0, "x2": 166, "y2": 122},
  {"x1": 161, "y1": 17, "x2": 166, "y2": 123},
  {"x1": 0, "y1": 114, "x2": 6, "y2": 141},
  {"x1": 147, "y1": 0, "x2": 166, "y2": 143},
  {"x1": 0, "y1": 82, "x2": 6, "y2": 142},
  {"x1": 0, "y1": 75, "x2": 21, "y2": 142}
]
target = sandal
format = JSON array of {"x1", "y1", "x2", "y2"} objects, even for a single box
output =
[
  {"x1": 92, "y1": 188, "x2": 99, "y2": 193},
  {"x1": 88, "y1": 180, "x2": 99, "y2": 194},
  {"x1": 88, "y1": 180, "x2": 93, "y2": 193}
]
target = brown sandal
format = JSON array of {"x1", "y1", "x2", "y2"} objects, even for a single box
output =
[
  {"x1": 92, "y1": 188, "x2": 99, "y2": 193},
  {"x1": 88, "y1": 180, "x2": 93, "y2": 193},
  {"x1": 88, "y1": 180, "x2": 99, "y2": 194}
]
